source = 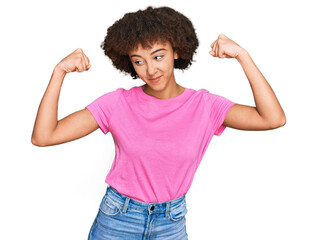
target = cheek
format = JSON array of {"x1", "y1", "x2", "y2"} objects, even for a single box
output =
[
  {"x1": 134, "y1": 67, "x2": 147, "y2": 80},
  {"x1": 165, "y1": 59, "x2": 175, "y2": 72},
  {"x1": 159, "y1": 59, "x2": 174, "y2": 72},
  {"x1": 132, "y1": 65, "x2": 143, "y2": 76}
]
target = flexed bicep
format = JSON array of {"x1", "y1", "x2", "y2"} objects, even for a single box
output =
[
  {"x1": 223, "y1": 104, "x2": 284, "y2": 131},
  {"x1": 33, "y1": 108, "x2": 99, "y2": 147}
]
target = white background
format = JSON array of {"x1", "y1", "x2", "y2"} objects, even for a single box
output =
[{"x1": 1, "y1": 0, "x2": 316, "y2": 239}]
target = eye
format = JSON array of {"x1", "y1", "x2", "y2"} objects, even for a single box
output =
[
  {"x1": 155, "y1": 55, "x2": 164, "y2": 60},
  {"x1": 134, "y1": 60, "x2": 143, "y2": 65}
]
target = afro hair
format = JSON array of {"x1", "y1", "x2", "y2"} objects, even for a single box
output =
[{"x1": 100, "y1": 6, "x2": 199, "y2": 79}]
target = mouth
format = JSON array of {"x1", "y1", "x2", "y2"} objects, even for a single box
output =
[{"x1": 148, "y1": 76, "x2": 162, "y2": 82}]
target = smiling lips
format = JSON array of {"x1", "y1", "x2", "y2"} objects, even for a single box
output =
[{"x1": 149, "y1": 76, "x2": 162, "y2": 82}]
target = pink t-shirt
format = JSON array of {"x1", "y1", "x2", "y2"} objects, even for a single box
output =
[{"x1": 86, "y1": 86, "x2": 235, "y2": 203}]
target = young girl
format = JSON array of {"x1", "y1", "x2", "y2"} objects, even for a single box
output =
[{"x1": 31, "y1": 6, "x2": 286, "y2": 240}]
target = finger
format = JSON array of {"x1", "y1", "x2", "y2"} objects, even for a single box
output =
[
  {"x1": 77, "y1": 51, "x2": 88, "y2": 71},
  {"x1": 219, "y1": 51, "x2": 226, "y2": 58},
  {"x1": 75, "y1": 57, "x2": 85, "y2": 72},
  {"x1": 73, "y1": 49, "x2": 84, "y2": 72},
  {"x1": 209, "y1": 40, "x2": 216, "y2": 55},
  {"x1": 74, "y1": 48, "x2": 80, "y2": 54},
  {"x1": 214, "y1": 40, "x2": 219, "y2": 57},
  {"x1": 75, "y1": 66, "x2": 83, "y2": 73},
  {"x1": 211, "y1": 40, "x2": 216, "y2": 50},
  {"x1": 81, "y1": 52, "x2": 90, "y2": 69},
  {"x1": 77, "y1": 48, "x2": 89, "y2": 71},
  {"x1": 80, "y1": 57, "x2": 86, "y2": 72},
  {"x1": 216, "y1": 39, "x2": 223, "y2": 57},
  {"x1": 83, "y1": 53, "x2": 91, "y2": 69},
  {"x1": 218, "y1": 44, "x2": 226, "y2": 58},
  {"x1": 219, "y1": 33, "x2": 226, "y2": 39},
  {"x1": 209, "y1": 41, "x2": 215, "y2": 56}
]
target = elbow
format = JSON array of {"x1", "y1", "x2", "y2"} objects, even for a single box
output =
[
  {"x1": 31, "y1": 136, "x2": 41, "y2": 146},
  {"x1": 278, "y1": 112, "x2": 287, "y2": 127},
  {"x1": 31, "y1": 136, "x2": 48, "y2": 147},
  {"x1": 280, "y1": 115, "x2": 287, "y2": 127},
  {"x1": 268, "y1": 114, "x2": 287, "y2": 129}
]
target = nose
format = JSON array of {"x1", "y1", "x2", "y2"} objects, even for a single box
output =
[{"x1": 146, "y1": 62, "x2": 157, "y2": 77}]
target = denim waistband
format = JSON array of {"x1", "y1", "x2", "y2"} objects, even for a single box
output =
[{"x1": 105, "y1": 185, "x2": 187, "y2": 217}]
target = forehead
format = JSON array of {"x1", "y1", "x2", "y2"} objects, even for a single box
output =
[{"x1": 129, "y1": 41, "x2": 172, "y2": 56}]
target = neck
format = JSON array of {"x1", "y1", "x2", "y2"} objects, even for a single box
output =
[{"x1": 142, "y1": 82, "x2": 185, "y2": 99}]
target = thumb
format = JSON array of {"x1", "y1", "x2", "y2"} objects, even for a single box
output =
[{"x1": 209, "y1": 50, "x2": 215, "y2": 56}]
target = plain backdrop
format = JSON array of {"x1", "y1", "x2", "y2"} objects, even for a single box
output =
[{"x1": 1, "y1": 0, "x2": 316, "y2": 239}]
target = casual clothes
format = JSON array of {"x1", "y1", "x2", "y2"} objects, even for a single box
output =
[
  {"x1": 88, "y1": 185, "x2": 188, "y2": 239},
  {"x1": 86, "y1": 86, "x2": 235, "y2": 203}
]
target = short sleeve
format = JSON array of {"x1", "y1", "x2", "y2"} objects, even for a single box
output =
[
  {"x1": 85, "y1": 88, "x2": 123, "y2": 134},
  {"x1": 202, "y1": 90, "x2": 235, "y2": 136}
]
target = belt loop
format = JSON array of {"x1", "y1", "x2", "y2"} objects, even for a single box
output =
[
  {"x1": 165, "y1": 201, "x2": 170, "y2": 218},
  {"x1": 122, "y1": 197, "x2": 130, "y2": 213}
]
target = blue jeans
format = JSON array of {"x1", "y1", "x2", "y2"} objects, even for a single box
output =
[{"x1": 88, "y1": 185, "x2": 188, "y2": 240}]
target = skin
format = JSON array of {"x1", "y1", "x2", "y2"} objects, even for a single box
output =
[
  {"x1": 31, "y1": 48, "x2": 98, "y2": 146},
  {"x1": 31, "y1": 34, "x2": 286, "y2": 147},
  {"x1": 129, "y1": 40, "x2": 184, "y2": 99},
  {"x1": 209, "y1": 34, "x2": 286, "y2": 130}
]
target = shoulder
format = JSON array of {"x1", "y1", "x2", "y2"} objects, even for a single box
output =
[
  {"x1": 97, "y1": 87, "x2": 125, "y2": 99},
  {"x1": 193, "y1": 88, "x2": 216, "y2": 102},
  {"x1": 87, "y1": 88, "x2": 125, "y2": 108}
]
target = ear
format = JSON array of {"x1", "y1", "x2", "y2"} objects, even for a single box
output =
[{"x1": 174, "y1": 51, "x2": 179, "y2": 59}]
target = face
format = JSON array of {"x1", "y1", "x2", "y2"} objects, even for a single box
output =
[{"x1": 129, "y1": 41, "x2": 179, "y2": 90}]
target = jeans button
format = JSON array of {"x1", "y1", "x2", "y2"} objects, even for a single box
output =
[{"x1": 150, "y1": 206, "x2": 155, "y2": 211}]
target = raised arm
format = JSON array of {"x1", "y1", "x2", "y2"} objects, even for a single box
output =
[
  {"x1": 31, "y1": 48, "x2": 98, "y2": 147},
  {"x1": 209, "y1": 34, "x2": 286, "y2": 130}
]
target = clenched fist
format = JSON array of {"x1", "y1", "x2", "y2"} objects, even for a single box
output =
[
  {"x1": 56, "y1": 48, "x2": 91, "y2": 74},
  {"x1": 209, "y1": 34, "x2": 245, "y2": 59}
]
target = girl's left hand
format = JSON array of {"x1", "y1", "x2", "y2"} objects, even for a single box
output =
[{"x1": 209, "y1": 33, "x2": 244, "y2": 59}]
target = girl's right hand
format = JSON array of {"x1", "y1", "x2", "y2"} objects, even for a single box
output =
[{"x1": 55, "y1": 48, "x2": 91, "y2": 74}]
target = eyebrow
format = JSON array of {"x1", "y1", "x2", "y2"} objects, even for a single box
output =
[{"x1": 130, "y1": 48, "x2": 167, "y2": 58}]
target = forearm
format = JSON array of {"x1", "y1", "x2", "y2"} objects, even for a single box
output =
[
  {"x1": 31, "y1": 66, "x2": 66, "y2": 144},
  {"x1": 236, "y1": 49, "x2": 286, "y2": 125}
]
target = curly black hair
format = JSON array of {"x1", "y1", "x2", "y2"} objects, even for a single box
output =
[{"x1": 100, "y1": 6, "x2": 199, "y2": 79}]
